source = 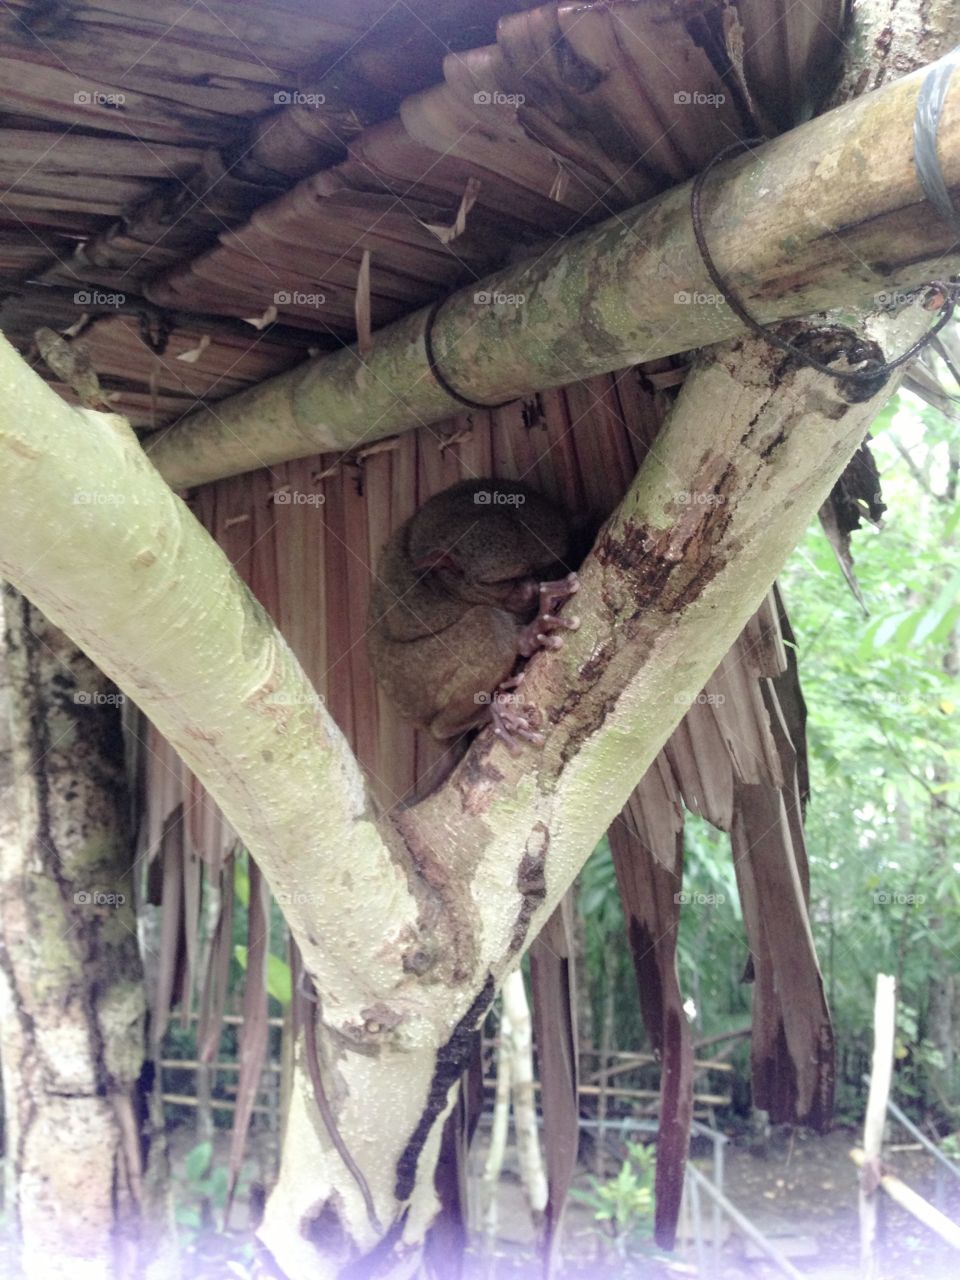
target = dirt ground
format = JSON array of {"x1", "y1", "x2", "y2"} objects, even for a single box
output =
[
  {"x1": 711, "y1": 1126, "x2": 960, "y2": 1280},
  {"x1": 464, "y1": 1127, "x2": 960, "y2": 1279}
]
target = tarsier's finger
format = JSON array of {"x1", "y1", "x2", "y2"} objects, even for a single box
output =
[
  {"x1": 492, "y1": 705, "x2": 545, "y2": 753},
  {"x1": 497, "y1": 672, "x2": 526, "y2": 691},
  {"x1": 540, "y1": 613, "x2": 580, "y2": 632},
  {"x1": 492, "y1": 725, "x2": 524, "y2": 756},
  {"x1": 539, "y1": 572, "x2": 580, "y2": 610}
]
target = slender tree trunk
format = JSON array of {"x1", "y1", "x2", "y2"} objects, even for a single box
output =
[
  {"x1": 594, "y1": 947, "x2": 616, "y2": 1179},
  {"x1": 0, "y1": 588, "x2": 177, "y2": 1280},
  {"x1": 480, "y1": 997, "x2": 513, "y2": 1244},
  {"x1": 501, "y1": 970, "x2": 547, "y2": 1222}
]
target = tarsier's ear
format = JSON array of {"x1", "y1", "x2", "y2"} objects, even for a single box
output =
[{"x1": 414, "y1": 547, "x2": 461, "y2": 573}]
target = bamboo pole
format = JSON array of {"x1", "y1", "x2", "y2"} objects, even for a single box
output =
[
  {"x1": 501, "y1": 970, "x2": 548, "y2": 1219},
  {"x1": 859, "y1": 974, "x2": 897, "y2": 1279},
  {"x1": 142, "y1": 55, "x2": 960, "y2": 489},
  {"x1": 684, "y1": 1164, "x2": 805, "y2": 1280}
]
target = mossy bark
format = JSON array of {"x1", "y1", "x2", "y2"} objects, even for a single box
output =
[{"x1": 0, "y1": 590, "x2": 177, "y2": 1280}]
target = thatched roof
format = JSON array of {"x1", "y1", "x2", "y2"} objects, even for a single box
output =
[{"x1": 2, "y1": 0, "x2": 844, "y2": 426}]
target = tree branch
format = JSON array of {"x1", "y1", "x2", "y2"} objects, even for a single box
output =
[{"x1": 889, "y1": 433, "x2": 943, "y2": 500}]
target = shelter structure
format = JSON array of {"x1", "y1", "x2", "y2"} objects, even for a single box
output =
[{"x1": 1, "y1": 0, "x2": 927, "y2": 1262}]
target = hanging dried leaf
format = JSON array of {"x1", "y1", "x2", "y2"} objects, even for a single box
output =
[
  {"x1": 198, "y1": 857, "x2": 236, "y2": 1064},
  {"x1": 423, "y1": 176, "x2": 481, "y2": 244},
  {"x1": 244, "y1": 305, "x2": 278, "y2": 330},
  {"x1": 610, "y1": 765, "x2": 691, "y2": 1251},
  {"x1": 152, "y1": 808, "x2": 185, "y2": 1048},
  {"x1": 176, "y1": 334, "x2": 211, "y2": 364},
  {"x1": 529, "y1": 894, "x2": 579, "y2": 1276},
  {"x1": 61, "y1": 314, "x2": 89, "y2": 339},
  {"x1": 355, "y1": 249, "x2": 372, "y2": 358}
]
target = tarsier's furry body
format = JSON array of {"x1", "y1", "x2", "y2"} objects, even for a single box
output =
[{"x1": 367, "y1": 478, "x2": 580, "y2": 750}]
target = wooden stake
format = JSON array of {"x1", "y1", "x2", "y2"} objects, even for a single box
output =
[{"x1": 859, "y1": 974, "x2": 896, "y2": 1279}]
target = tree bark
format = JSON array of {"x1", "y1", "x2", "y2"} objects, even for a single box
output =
[
  {"x1": 0, "y1": 317, "x2": 905, "y2": 1274},
  {"x1": 142, "y1": 59, "x2": 960, "y2": 488},
  {"x1": 0, "y1": 588, "x2": 177, "y2": 1280}
]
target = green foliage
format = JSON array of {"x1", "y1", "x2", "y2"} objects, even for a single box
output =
[
  {"x1": 174, "y1": 1140, "x2": 231, "y2": 1231},
  {"x1": 571, "y1": 1141, "x2": 655, "y2": 1253},
  {"x1": 233, "y1": 944, "x2": 292, "y2": 1008},
  {"x1": 675, "y1": 815, "x2": 747, "y2": 1036},
  {"x1": 577, "y1": 836, "x2": 644, "y2": 1048},
  {"x1": 172, "y1": 1141, "x2": 256, "y2": 1274},
  {"x1": 575, "y1": 385, "x2": 960, "y2": 1117},
  {"x1": 778, "y1": 388, "x2": 960, "y2": 1109},
  {"x1": 234, "y1": 855, "x2": 250, "y2": 910}
]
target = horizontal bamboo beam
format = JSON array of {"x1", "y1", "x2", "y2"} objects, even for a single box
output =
[
  {"x1": 851, "y1": 1148, "x2": 960, "y2": 1249},
  {"x1": 142, "y1": 55, "x2": 960, "y2": 489},
  {"x1": 481, "y1": 1078, "x2": 732, "y2": 1106}
]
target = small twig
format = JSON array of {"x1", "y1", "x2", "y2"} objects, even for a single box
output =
[
  {"x1": 879, "y1": 727, "x2": 960, "y2": 818},
  {"x1": 889, "y1": 434, "x2": 944, "y2": 500}
]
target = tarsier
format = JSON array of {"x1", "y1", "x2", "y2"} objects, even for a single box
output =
[{"x1": 367, "y1": 478, "x2": 580, "y2": 752}]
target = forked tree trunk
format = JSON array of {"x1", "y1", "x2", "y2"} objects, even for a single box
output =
[
  {"x1": 0, "y1": 309, "x2": 904, "y2": 1277},
  {"x1": 0, "y1": 589, "x2": 177, "y2": 1280}
]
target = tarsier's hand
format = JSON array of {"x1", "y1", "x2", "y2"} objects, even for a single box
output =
[
  {"x1": 489, "y1": 673, "x2": 544, "y2": 756},
  {"x1": 518, "y1": 572, "x2": 581, "y2": 657},
  {"x1": 489, "y1": 573, "x2": 582, "y2": 753}
]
